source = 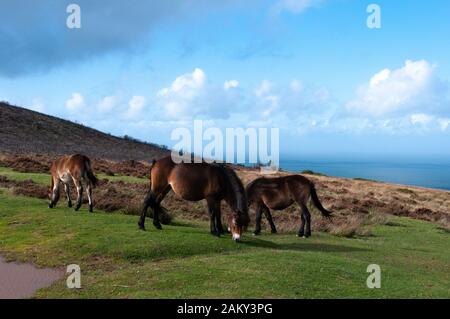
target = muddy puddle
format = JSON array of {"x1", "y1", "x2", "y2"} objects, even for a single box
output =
[{"x1": 0, "y1": 256, "x2": 63, "y2": 299}]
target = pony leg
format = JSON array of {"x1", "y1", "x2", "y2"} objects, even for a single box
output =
[
  {"x1": 298, "y1": 213, "x2": 306, "y2": 237},
  {"x1": 64, "y1": 183, "x2": 72, "y2": 208},
  {"x1": 298, "y1": 204, "x2": 311, "y2": 238},
  {"x1": 73, "y1": 179, "x2": 83, "y2": 211},
  {"x1": 153, "y1": 186, "x2": 170, "y2": 229},
  {"x1": 206, "y1": 197, "x2": 220, "y2": 237},
  {"x1": 262, "y1": 206, "x2": 277, "y2": 234},
  {"x1": 139, "y1": 186, "x2": 170, "y2": 231},
  {"x1": 139, "y1": 189, "x2": 155, "y2": 231},
  {"x1": 86, "y1": 184, "x2": 93, "y2": 213},
  {"x1": 215, "y1": 203, "x2": 225, "y2": 234},
  {"x1": 302, "y1": 204, "x2": 312, "y2": 237},
  {"x1": 253, "y1": 205, "x2": 263, "y2": 235},
  {"x1": 49, "y1": 180, "x2": 60, "y2": 208},
  {"x1": 208, "y1": 206, "x2": 217, "y2": 236}
]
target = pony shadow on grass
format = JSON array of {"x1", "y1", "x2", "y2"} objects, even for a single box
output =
[
  {"x1": 241, "y1": 236, "x2": 370, "y2": 253},
  {"x1": 166, "y1": 222, "x2": 369, "y2": 253}
]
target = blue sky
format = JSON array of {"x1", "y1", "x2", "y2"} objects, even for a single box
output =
[{"x1": 1, "y1": 0, "x2": 450, "y2": 161}]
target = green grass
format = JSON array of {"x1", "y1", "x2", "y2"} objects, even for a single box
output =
[
  {"x1": 0, "y1": 188, "x2": 449, "y2": 298},
  {"x1": 0, "y1": 166, "x2": 51, "y2": 185},
  {"x1": 0, "y1": 166, "x2": 148, "y2": 185}
]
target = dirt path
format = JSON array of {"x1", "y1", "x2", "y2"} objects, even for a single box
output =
[{"x1": 0, "y1": 256, "x2": 63, "y2": 299}]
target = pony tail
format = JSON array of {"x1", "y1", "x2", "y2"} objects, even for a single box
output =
[
  {"x1": 148, "y1": 159, "x2": 156, "y2": 180},
  {"x1": 85, "y1": 158, "x2": 98, "y2": 187},
  {"x1": 310, "y1": 183, "x2": 331, "y2": 218}
]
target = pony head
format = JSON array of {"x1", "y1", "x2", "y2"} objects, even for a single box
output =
[{"x1": 227, "y1": 210, "x2": 249, "y2": 242}]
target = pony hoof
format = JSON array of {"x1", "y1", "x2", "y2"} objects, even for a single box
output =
[
  {"x1": 271, "y1": 230, "x2": 277, "y2": 234},
  {"x1": 138, "y1": 222, "x2": 146, "y2": 231},
  {"x1": 153, "y1": 223, "x2": 162, "y2": 230},
  {"x1": 253, "y1": 232, "x2": 260, "y2": 236},
  {"x1": 68, "y1": 202, "x2": 72, "y2": 208},
  {"x1": 48, "y1": 204, "x2": 53, "y2": 209}
]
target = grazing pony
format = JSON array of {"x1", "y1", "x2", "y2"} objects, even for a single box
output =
[
  {"x1": 48, "y1": 154, "x2": 98, "y2": 212},
  {"x1": 139, "y1": 156, "x2": 249, "y2": 241},
  {"x1": 246, "y1": 175, "x2": 331, "y2": 237}
]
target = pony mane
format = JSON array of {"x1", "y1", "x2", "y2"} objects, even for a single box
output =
[{"x1": 215, "y1": 164, "x2": 249, "y2": 226}]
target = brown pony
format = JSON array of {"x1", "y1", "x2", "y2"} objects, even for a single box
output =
[
  {"x1": 246, "y1": 175, "x2": 331, "y2": 237},
  {"x1": 48, "y1": 154, "x2": 98, "y2": 212},
  {"x1": 139, "y1": 156, "x2": 249, "y2": 241}
]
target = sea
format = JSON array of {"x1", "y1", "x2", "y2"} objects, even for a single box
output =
[{"x1": 279, "y1": 159, "x2": 450, "y2": 191}]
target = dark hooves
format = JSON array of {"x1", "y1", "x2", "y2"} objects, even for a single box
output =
[
  {"x1": 153, "y1": 223, "x2": 162, "y2": 230},
  {"x1": 138, "y1": 223, "x2": 146, "y2": 231},
  {"x1": 271, "y1": 229, "x2": 277, "y2": 234},
  {"x1": 48, "y1": 203, "x2": 53, "y2": 209},
  {"x1": 210, "y1": 231, "x2": 221, "y2": 237},
  {"x1": 89, "y1": 206, "x2": 93, "y2": 213},
  {"x1": 68, "y1": 202, "x2": 73, "y2": 208},
  {"x1": 253, "y1": 231, "x2": 261, "y2": 236}
]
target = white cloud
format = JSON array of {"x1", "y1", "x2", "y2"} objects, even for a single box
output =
[
  {"x1": 290, "y1": 79, "x2": 303, "y2": 92},
  {"x1": 156, "y1": 68, "x2": 242, "y2": 120},
  {"x1": 410, "y1": 113, "x2": 433, "y2": 126},
  {"x1": 125, "y1": 96, "x2": 146, "y2": 118},
  {"x1": 254, "y1": 80, "x2": 280, "y2": 117},
  {"x1": 347, "y1": 60, "x2": 444, "y2": 117},
  {"x1": 65, "y1": 93, "x2": 85, "y2": 111},
  {"x1": 438, "y1": 118, "x2": 450, "y2": 131},
  {"x1": 157, "y1": 68, "x2": 207, "y2": 118},
  {"x1": 158, "y1": 68, "x2": 205, "y2": 99},
  {"x1": 272, "y1": 0, "x2": 323, "y2": 15},
  {"x1": 224, "y1": 80, "x2": 239, "y2": 90},
  {"x1": 98, "y1": 96, "x2": 118, "y2": 113},
  {"x1": 254, "y1": 80, "x2": 272, "y2": 97}
]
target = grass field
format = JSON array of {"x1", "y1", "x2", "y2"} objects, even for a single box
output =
[
  {"x1": 0, "y1": 166, "x2": 148, "y2": 185},
  {"x1": 0, "y1": 186, "x2": 449, "y2": 298}
]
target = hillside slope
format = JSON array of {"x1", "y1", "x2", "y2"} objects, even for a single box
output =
[{"x1": 0, "y1": 102, "x2": 169, "y2": 161}]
